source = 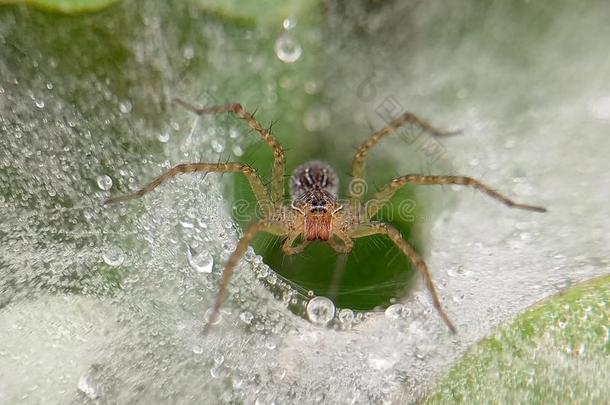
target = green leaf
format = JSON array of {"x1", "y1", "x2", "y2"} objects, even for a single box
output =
[
  {"x1": 0, "y1": 0, "x2": 119, "y2": 13},
  {"x1": 425, "y1": 275, "x2": 610, "y2": 404}
]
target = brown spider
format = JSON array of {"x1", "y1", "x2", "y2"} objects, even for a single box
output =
[{"x1": 105, "y1": 98, "x2": 546, "y2": 333}]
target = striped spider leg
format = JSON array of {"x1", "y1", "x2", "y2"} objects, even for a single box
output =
[
  {"x1": 105, "y1": 99, "x2": 296, "y2": 331},
  {"x1": 340, "y1": 111, "x2": 547, "y2": 333}
]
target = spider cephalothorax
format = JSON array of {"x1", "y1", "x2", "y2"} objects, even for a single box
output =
[
  {"x1": 105, "y1": 98, "x2": 546, "y2": 334},
  {"x1": 290, "y1": 160, "x2": 342, "y2": 241}
]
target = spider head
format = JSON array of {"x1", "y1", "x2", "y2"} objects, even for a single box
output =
[{"x1": 290, "y1": 160, "x2": 342, "y2": 241}]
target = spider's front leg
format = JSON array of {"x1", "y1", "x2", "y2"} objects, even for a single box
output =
[
  {"x1": 282, "y1": 233, "x2": 310, "y2": 255},
  {"x1": 349, "y1": 222, "x2": 456, "y2": 333},
  {"x1": 174, "y1": 98, "x2": 286, "y2": 203},
  {"x1": 350, "y1": 111, "x2": 460, "y2": 206}
]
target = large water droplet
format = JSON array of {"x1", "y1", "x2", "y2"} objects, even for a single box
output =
[
  {"x1": 187, "y1": 246, "x2": 214, "y2": 273},
  {"x1": 35, "y1": 99, "x2": 45, "y2": 109},
  {"x1": 96, "y1": 174, "x2": 113, "y2": 191},
  {"x1": 274, "y1": 34, "x2": 302, "y2": 63},
  {"x1": 306, "y1": 296, "x2": 335, "y2": 326}
]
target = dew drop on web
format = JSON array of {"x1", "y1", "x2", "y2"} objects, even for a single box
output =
[
  {"x1": 96, "y1": 174, "x2": 113, "y2": 191},
  {"x1": 306, "y1": 296, "x2": 335, "y2": 326},
  {"x1": 187, "y1": 246, "x2": 214, "y2": 273}
]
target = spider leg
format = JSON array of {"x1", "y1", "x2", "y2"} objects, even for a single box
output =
[
  {"x1": 104, "y1": 163, "x2": 272, "y2": 215},
  {"x1": 282, "y1": 233, "x2": 310, "y2": 255},
  {"x1": 328, "y1": 232, "x2": 353, "y2": 254},
  {"x1": 325, "y1": 233, "x2": 353, "y2": 302},
  {"x1": 350, "y1": 111, "x2": 459, "y2": 205},
  {"x1": 174, "y1": 98, "x2": 286, "y2": 203},
  {"x1": 204, "y1": 220, "x2": 287, "y2": 334},
  {"x1": 349, "y1": 223, "x2": 456, "y2": 333},
  {"x1": 366, "y1": 174, "x2": 547, "y2": 219}
]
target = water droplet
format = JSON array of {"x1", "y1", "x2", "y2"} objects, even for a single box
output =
[
  {"x1": 447, "y1": 266, "x2": 468, "y2": 277},
  {"x1": 338, "y1": 308, "x2": 354, "y2": 325},
  {"x1": 204, "y1": 308, "x2": 222, "y2": 325},
  {"x1": 239, "y1": 311, "x2": 253, "y2": 324},
  {"x1": 385, "y1": 303, "x2": 405, "y2": 319},
  {"x1": 282, "y1": 17, "x2": 297, "y2": 30},
  {"x1": 96, "y1": 174, "x2": 113, "y2": 191},
  {"x1": 103, "y1": 246, "x2": 125, "y2": 267},
  {"x1": 158, "y1": 132, "x2": 170, "y2": 143},
  {"x1": 304, "y1": 105, "x2": 331, "y2": 131},
  {"x1": 304, "y1": 80, "x2": 320, "y2": 95},
  {"x1": 187, "y1": 246, "x2": 214, "y2": 273},
  {"x1": 35, "y1": 99, "x2": 45, "y2": 109},
  {"x1": 306, "y1": 296, "x2": 335, "y2": 326},
  {"x1": 368, "y1": 356, "x2": 394, "y2": 370},
  {"x1": 46, "y1": 82, "x2": 53, "y2": 90},
  {"x1": 119, "y1": 100, "x2": 132, "y2": 114},
  {"x1": 274, "y1": 34, "x2": 302, "y2": 63},
  {"x1": 210, "y1": 366, "x2": 222, "y2": 378},
  {"x1": 211, "y1": 139, "x2": 224, "y2": 153},
  {"x1": 77, "y1": 374, "x2": 98, "y2": 399},
  {"x1": 183, "y1": 45, "x2": 195, "y2": 60},
  {"x1": 232, "y1": 145, "x2": 243, "y2": 156},
  {"x1": 192, "y1": 345, "x2": 204, "y2": 355}
]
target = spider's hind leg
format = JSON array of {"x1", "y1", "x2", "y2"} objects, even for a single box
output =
[
  {"x1": 204, "y1": 220, "x2": 288, "y2": 334},
  {"x1": 349, "y1": 222, "x2": 456, "y2": 333}
]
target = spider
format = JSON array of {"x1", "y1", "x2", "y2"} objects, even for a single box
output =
[{"x1": 105, "y1": 98, "x2": 546, "y2": 333}]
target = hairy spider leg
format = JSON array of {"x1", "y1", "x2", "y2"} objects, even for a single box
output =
[
  {"x1": 366, "y1": 174, "x2": 547, "y2": 219},
  {"x1": 204, "y1": 220, "x2": 287, "y2": 334},
  {"x1": 174, "y1": 98, "x2": 286, "y2": 204},
  {"x1": 282, "y1": 233, "x2": 310, "y2": 255},
  {"x1": 327, "y1": 252, "x2": 349, "y2": 302},
  {"x1": 350, "y1": 111, "x2": 460, "y2": 205},
  {"x1": 350, "y1": 222, "x2": 457, "y2": 333},
  {"x1": 103, "y1": 163, "x2": 271, "y2": 214}
]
